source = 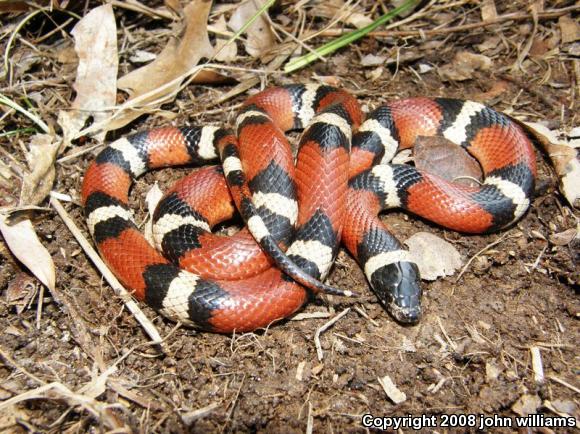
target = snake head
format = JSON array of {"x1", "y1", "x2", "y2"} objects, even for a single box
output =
[{"x1": 371, "y1": 261, "x2": 422, "y2": 324}]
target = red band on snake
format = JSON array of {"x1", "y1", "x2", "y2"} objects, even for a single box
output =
[{"x1": 81, "y1": 85, "x2": 536, "y2": 332}]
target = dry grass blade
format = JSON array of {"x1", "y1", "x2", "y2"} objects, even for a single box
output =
[
  {"x1": 50, "y1": 197, "x2": 163, "y2": 345},
  {"x1": 0, "y1": 92, "x2": 49, "y2": 133},
  {"x1": 0, "y1": 382, "x2": 126, "y2": 430}
]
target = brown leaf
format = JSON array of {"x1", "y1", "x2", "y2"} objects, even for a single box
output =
[
  {"x1": 559, "y1": 15, "x2": 580, "y2": 43},
  {"x1": 439, "y1": 51, "x2": 492, "y2": 81},
  {"x1": 228, "y1": 0, "x2": 275, "y2": 59},
  {"x1": 529, "y1": 37, "x2": 551, "y2": 57},
  {"x1": 0, "y1": 1, "x2": 32, "y2": 13},
  {"x1": 414, "y1": 136, "x2": 483, "y2": 187},
  {"x1": 476, "y1": 36, "x2": 501, "y2": 53},
  {"x1": 0, "y1": 216, "x2": 55, "y2": 291},
  {"x1": 57, "y1": 4, "x2": 118, "y2": 144},
  {"x1": 164, "y1": 0, "x2": 182, "y2": 14},
  {"x1": 113, "y1": 0, "x2": 214, "y2": 130},
  {"x1": 549, "y1": 227, "x2": 579, "y2": 246},
  {"x1": 5, "y1": 272, "x2": 39, "y2": 314},
  {"x1": 405, "y1": 232, "x2": 462, "y2": 280},
  {"x1": 20, "y1": 134, "x2": 60, "y2": 206},
  {"x1": 473, "y1": 80, "x2": 509, "y2": 102}
]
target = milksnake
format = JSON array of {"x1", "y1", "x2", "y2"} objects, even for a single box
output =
[{"x1": 81, "y1": 84, "x2": 536, "y2": 333}]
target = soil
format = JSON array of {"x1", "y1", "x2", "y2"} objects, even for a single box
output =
[{"x1": 0, "y1": 1, "x2": 578, "y2": 433}]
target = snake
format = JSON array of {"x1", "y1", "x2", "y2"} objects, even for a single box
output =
[{"x1": 81, "y1": 84, "x2": 536, "y2": 333}]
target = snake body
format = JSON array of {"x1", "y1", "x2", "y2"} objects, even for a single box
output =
[{"x1": 82, "y1": 85, "x2": 536, "y2": 332}]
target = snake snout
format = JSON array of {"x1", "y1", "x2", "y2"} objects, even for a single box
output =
[{"x1": 373, "y1": 261, "x2": 422, "y2": 325}]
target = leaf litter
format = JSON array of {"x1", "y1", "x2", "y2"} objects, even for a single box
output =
[{"x1": 0, "y1": 0, "x2": 578, "y2": 431}]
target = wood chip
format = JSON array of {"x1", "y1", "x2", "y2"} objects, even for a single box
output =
[
  {"x1": 181, "y1": 402, "x2": 221, "y2": 425},
  {"x1": 377, "y1": 375, "x2": 406, "y2": 404},
  {"x1": 530, "y1": 346, "x2": 544, "y2": 384}
]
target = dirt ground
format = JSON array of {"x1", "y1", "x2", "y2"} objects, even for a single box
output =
[{"x1": 0, "y1": 1, "x2": 579, "y2": 433}]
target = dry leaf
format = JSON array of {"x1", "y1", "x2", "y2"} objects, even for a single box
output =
[
  {"x1": 473, "y1": 80, "x2": 509, "y2": 102},
  {"x1": 549, "y1": 400, "x2": 578, "y2": 416},
  {"x1": 366, "y1": 66, "x2": 384, "y2": 82},
  {"x1": 414, "y1": 136, "x2": 482, "y2": 187},
  {"x1": 559, "y1": 16, "x2": 580, "y2": 43},
  {"x1": 476, "y1": 36, "x2": 501, "y2": 52},
  {"x1": 521, "y1": 122, "x2": 580, "y2": 208},
  {"x1": 311, "y1": 0, "x2": 373, "y2": 29},
  {"x1": 440, "y1": 51, "x2": 492, "y2": 81},
  {"x1": 512, "y1": 394, "x2": 541, "y2": 417},
  {"x1": 20, "y1": 134, "x2": 60, "y2": 206},
  {"x1": 129, "y1": 50, "x2": 157, "y2": 64},
  {"x1": 5, "y1": 272, "x2": 40, "y2": 314},
  {"x1": 113, "y1": 0, "x2": 214, "y2": 129},
  {"x1": 228, "y1": 0, "x2": 275, "y2": 59},
  {"x1": 0, "y1": 216, "x2": 55, "y2": 291},
  {"x1": 315, "y1": 76, "x2": 342, "y2": 87},
  {"x1": 485, "y1": 360, "x2": 502, "y2": 382},
  {"x1": 57, "y1": 4, "x2": 118, "y2": 144},
  {"x1": 481, "y1": 0, "x2": 497, "y2": 22},
  {"x1": 360, "y1": 54, "x2": 386, "y2": 67},
  {"x1": 165, "y1": 0, "x2": 182, "y2": 14},
  {"x1": 529, "y1": 37, "x2": 552, "y2": 57},
  {"x1": 213, "y1": 15, "x2": 238, "y2": 62},
  {"x1": 405, "y1": 232, "x2": 462, "y2": 280},
  {"x1": 144, "y1": 183, "x2": 164, "y2": 245},
  {"x1": 549, "y1": 227, "x2": 579, "y2": 246}
]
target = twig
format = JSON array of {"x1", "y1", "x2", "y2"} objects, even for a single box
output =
[
  {"x1": 285, "y1": 0, "x2": 419, "y2": 73},
  {"x1": 181, "y1": 402, "x2": 221, "y2": 425},
  {"x1": 354, "y1": 305, "x2": 379, "y2": 327},
  {"x1": 500, "y1": 74, "x2": 561, "y2": 109},
  {"x1": 455, "y1": 233, "x2": 519, "y2": 282},
  {"x1": 0, "y1": 346, "x2": 45, "y2": 385},
  {"x1": 222, "y1": 374, "x2": 246, "y2": 433},
  {"x1": 50, "y1": 196, "x2": 163, "y2": 345},
  {"x1": 314, "y1": 308, "x2": 350, "y2": 361},
  {"x1": 548, "y1": 375, "x2": 580, "y2": 395},
  {"x1": 109, "y1": 0, "x2": 177, "y2": 20},
  {"x1": 437, "y1": 316, "x2": 457, "y2": 352},
  {"x1": 57, "y1": 143, "x2": 105, "y2": 164},
  {"x1": 313, "y1": 5, "x2": 580, "y2": 38},
  {"x1": 306, "y1": 402, "x2": 314, "y2": 434},
  {"x1": 0, "y1": 92, "x2": 50, "y2": 133},
  {"x1": 0, "y1": 382, "x2": 125, "y2": 430},
  {"x1": 35, "y1": 285, "x2": 44, "y2": 329}
]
